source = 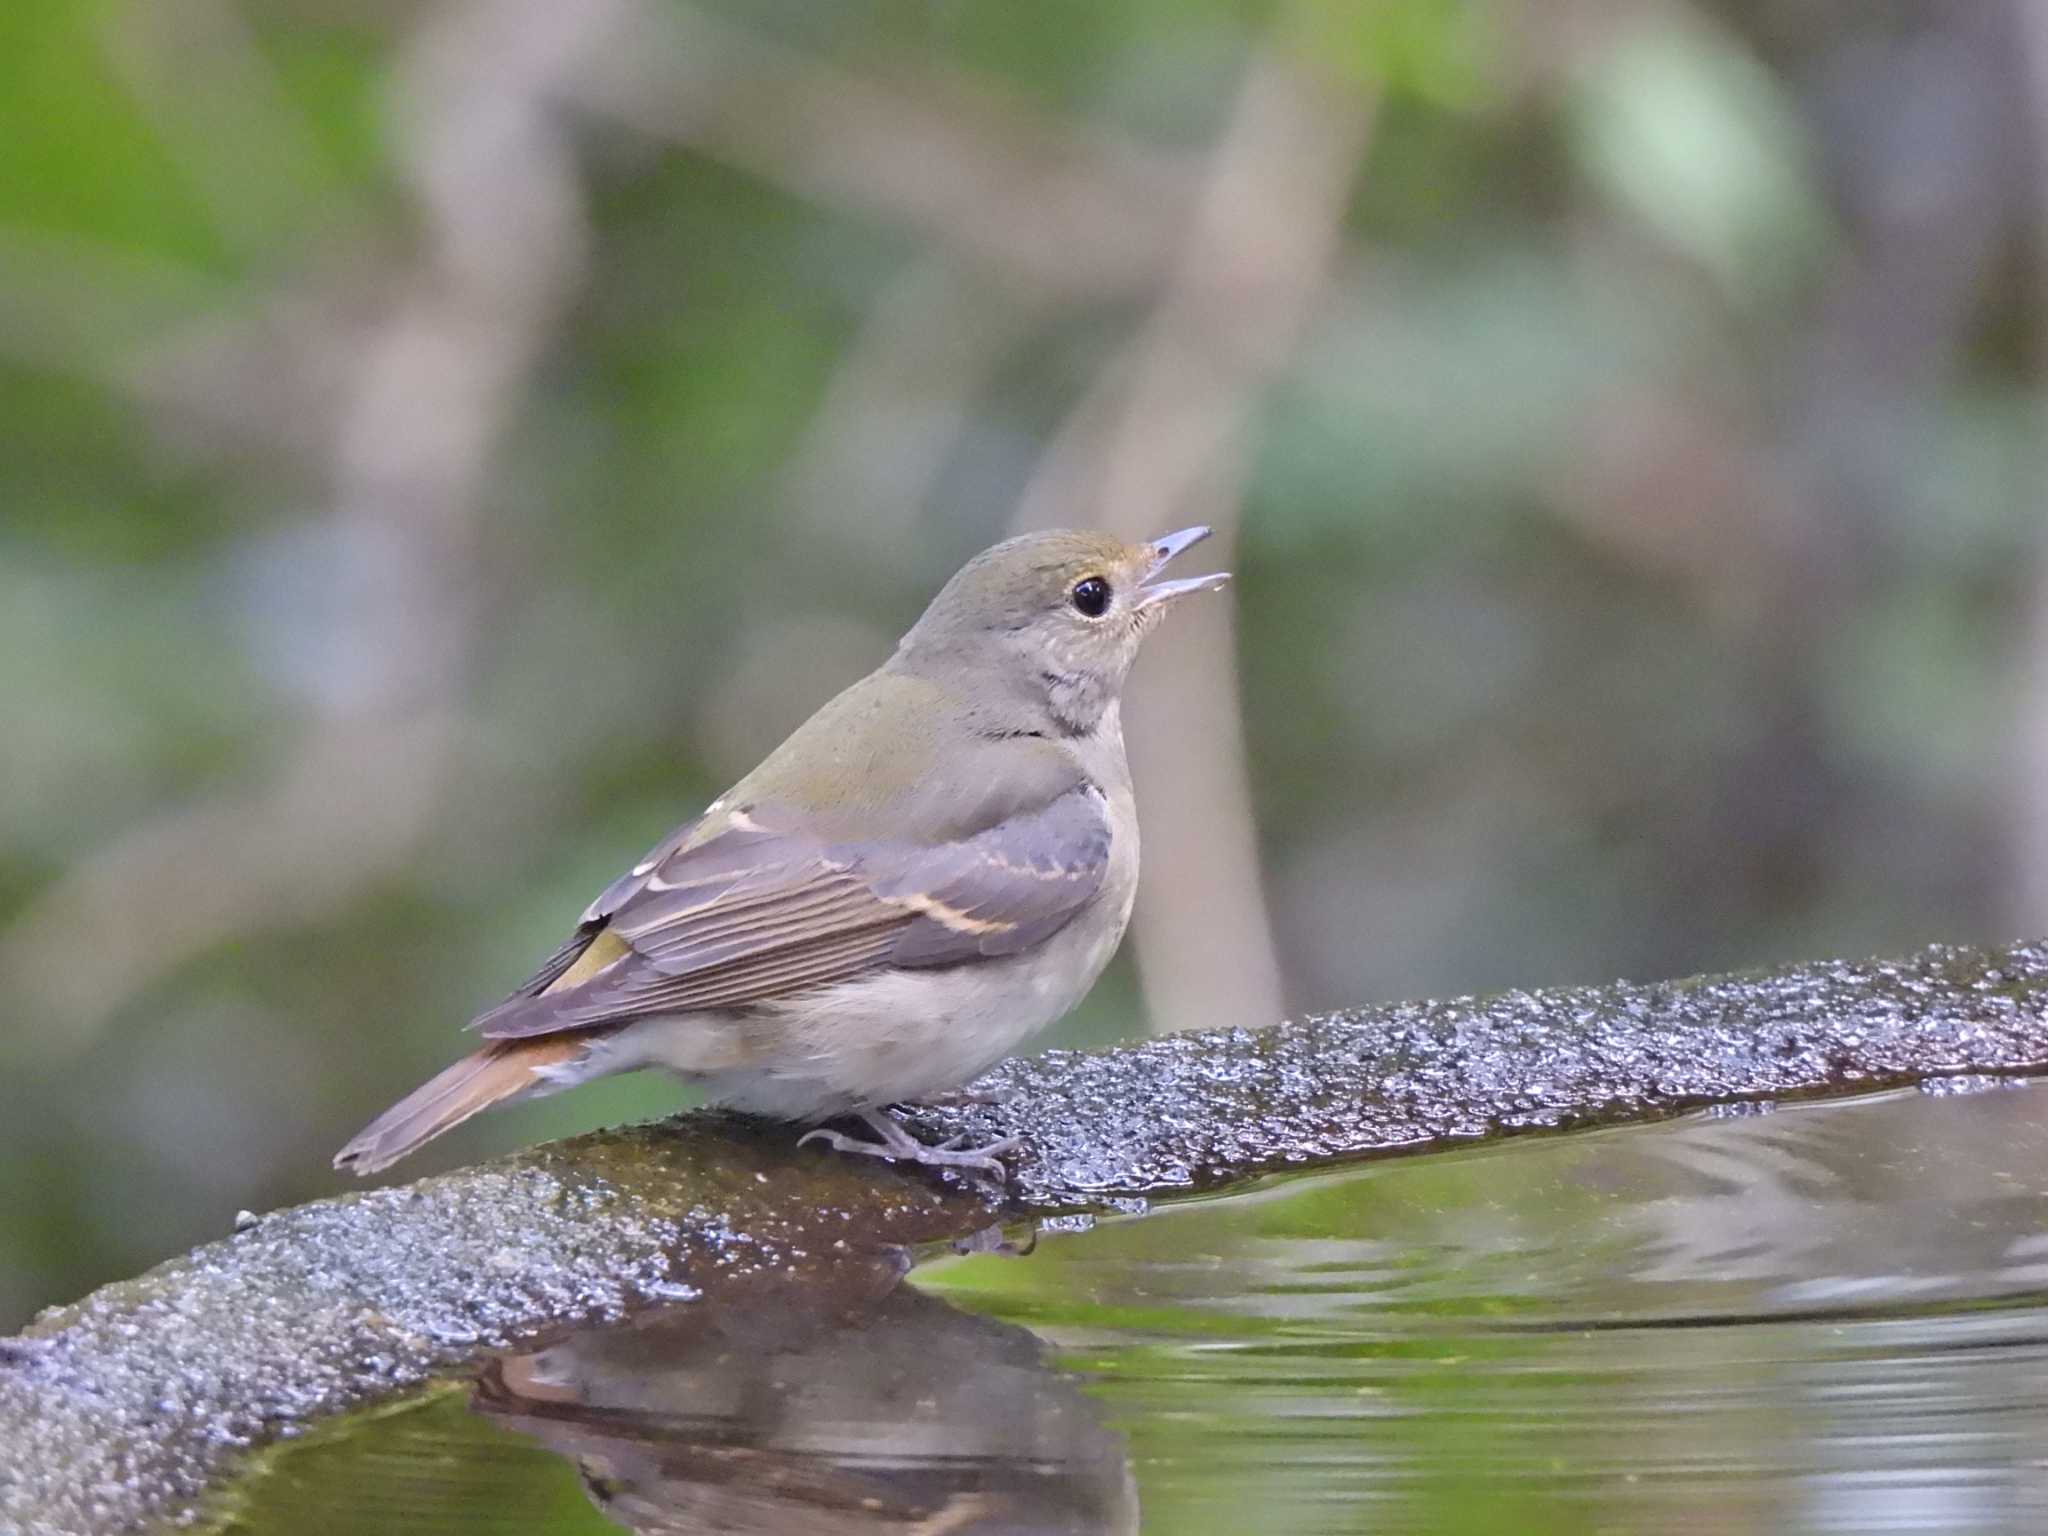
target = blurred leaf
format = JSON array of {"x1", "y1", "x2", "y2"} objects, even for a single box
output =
[
  {"x1": 0, "y1": 0, "x2": 224, "y2": 264},
  {"x1": 1569, "y1": 15, "x2": 1829, "y2": 299},
  {"x1": 1292, "y1": 0, "x2": 1489, "y2": 108}
]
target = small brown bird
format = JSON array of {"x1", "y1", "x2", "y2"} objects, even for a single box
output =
[{"x1": 334, "y1": 528, "x2": 1228, "y2": 1178}]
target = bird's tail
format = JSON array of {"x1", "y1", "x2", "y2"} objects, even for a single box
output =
[{"x1": 333, "y1": 1036, "x2": 588, "y2": 1176}]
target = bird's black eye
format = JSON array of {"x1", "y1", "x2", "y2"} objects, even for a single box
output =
[{"x1": 1070, "y1": 576, "x2": 1111, "y2": 617}]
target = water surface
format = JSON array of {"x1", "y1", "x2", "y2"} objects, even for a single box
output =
[{"x1": 212, "y1": 1083, "x2": 2048, "y2": 1534}]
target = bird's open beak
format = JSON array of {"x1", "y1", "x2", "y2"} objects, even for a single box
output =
[{"x1": 1136, "y1": 525, "x2": 1232, "y2": 608}]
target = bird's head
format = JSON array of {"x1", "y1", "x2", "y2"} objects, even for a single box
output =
[{"x1": 895, "y1": 527, "x2": 1230, "y2": 736}]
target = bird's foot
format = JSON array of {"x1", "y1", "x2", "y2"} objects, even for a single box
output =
[{"x1": 799, "y1": 1108, "x2": 1022, "y2": 1181}]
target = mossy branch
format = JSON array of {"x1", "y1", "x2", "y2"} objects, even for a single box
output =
[{"x1": 5, "y1": 939, "x2": 2047, "y2": 1534}]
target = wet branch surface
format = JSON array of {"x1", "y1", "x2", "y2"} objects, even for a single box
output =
[{"x1": 5, "y1": 938, "x2": 2047, "y2": 1533}]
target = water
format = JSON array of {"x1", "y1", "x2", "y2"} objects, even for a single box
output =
[{"x1": 208, "y1": 1084, "x2": 2048, "y2": 1534}]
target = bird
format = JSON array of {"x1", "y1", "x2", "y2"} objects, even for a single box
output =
[{"x1": 333, "y1": 527, "x2": 1230, "y2": 1180}]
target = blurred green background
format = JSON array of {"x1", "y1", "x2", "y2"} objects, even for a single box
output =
[{"x1": 3, "y1": 0, "x2": 2044, "y2": 1332}]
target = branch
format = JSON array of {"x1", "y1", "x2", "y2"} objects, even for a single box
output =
[
  {"x1": 578, "y1": 2, "x2": 1198, "y2": 300},
  {"x1": 6, "y1": 938, "x2": 2048, "y2": 1533},
  {"x1": 2008, "y1": 0, "x2": 2048, "y2": 934}
]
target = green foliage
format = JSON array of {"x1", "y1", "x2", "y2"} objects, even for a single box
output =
[{"x1": 1299, "y1": 0, "x2": 1489, "y2": 107}]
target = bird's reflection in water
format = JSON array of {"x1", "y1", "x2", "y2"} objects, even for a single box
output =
[{"x1": 472, "y1": 1252, "x2": 1137, "y2": 1535}]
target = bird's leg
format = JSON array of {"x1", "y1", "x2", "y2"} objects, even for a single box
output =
[{"x1": 798, "y1": 1107, "x2": 1023, "y2": 1180}]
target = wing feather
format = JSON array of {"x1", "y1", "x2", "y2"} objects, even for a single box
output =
[
  {"x1": 513, "y1": 922, "x2": 906, "y2": 1030},
  {"x1": 473, "y1": 783, "x2": 1112, "y2": 1041}
]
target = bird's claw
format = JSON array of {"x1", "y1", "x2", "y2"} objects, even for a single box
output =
[{"x1": 798, "y1": 1110, "x2": 1022, "y2": 1182}]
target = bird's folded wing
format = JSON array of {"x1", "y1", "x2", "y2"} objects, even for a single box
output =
[
  {"x1": 471, "y1": 783, "x2": 1112, "y2": 1040},
  {"x1": 488, "y1": 814, "x2": 712, "y2": 1004}
]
